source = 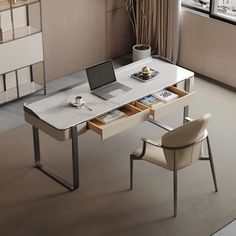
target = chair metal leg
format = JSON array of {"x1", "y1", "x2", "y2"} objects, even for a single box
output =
[
  {"x1": 130, "y1": 155, "x2": 134, "y2": 190},
  {"x1": 173, "y1": 152, "x2": 178, "y2": 217},
  {"x1": 207, "y1": 136, "x2": 218, "y2": 192}
]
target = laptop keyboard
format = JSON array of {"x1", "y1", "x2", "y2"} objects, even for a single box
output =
[
  {"x1": 93, "y1": 82, "x2": 131, "y2": 100},
  {"x1": 97, "y1": 82, "x2": 121, "y2": 92}
]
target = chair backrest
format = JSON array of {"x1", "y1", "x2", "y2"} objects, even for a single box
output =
[{"x1": 162, "y1": 113, "x2": 211, "y2": 170}]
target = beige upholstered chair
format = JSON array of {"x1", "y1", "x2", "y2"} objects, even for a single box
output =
[{"x1": 130, "y1": 113, "x2": 218, "y2": 217}]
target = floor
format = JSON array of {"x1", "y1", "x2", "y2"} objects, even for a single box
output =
[
  {"x1": 0, "y1": 57, "x2": 236, "y2": 236},
  {"x1": 213, "y1": 219, "x2": 236, "y2": 236}
]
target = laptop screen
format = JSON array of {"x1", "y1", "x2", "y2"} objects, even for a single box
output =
[{"x1": 86, "y1": 60, "x2": 116, "y2": 91}]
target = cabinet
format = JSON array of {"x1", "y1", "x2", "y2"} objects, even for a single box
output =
[{"x1": 0, "y1": 0, "x2": 45, "y2": 105}]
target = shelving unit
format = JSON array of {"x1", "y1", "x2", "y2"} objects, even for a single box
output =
[
  {"x1": 0, "y1": 0, "x2": 39, "y2": 14},
  {"x1": 1, "y1": 25, "x2": 40, "y2": 43},
  {"x1": 0, "y1": 0, "x2": 46, "y2": 105}
]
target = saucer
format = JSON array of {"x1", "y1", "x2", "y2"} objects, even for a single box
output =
[{"x1": 71, "y1": 99, "x2": 86, "y2": 107}]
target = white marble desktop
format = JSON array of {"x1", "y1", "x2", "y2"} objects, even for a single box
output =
[{"x1": 24, "y1": 57, "x2": 194, "y2": 130}]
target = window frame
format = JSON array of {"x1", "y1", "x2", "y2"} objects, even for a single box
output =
[{"x1": 182, "y1": 0, "x2": 236, "y2": 25}]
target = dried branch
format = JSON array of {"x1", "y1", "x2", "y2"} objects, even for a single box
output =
[{"x1": 126, "y1": 0, "x2": 155, "y2": 45}]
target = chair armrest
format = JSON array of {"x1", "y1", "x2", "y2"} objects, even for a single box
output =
[
  {"x1": 141, "y1": 137, "x2": 162, "y2": 148},
  {"x1": 147, "y1": 118, "x2": 173, "y2": 131},
  {"x1": 185, "y1": 117, "x2": 194, "y2": 123},
  {"x1": 132, "y1": 137, "x2": 162, "y2": 159}
]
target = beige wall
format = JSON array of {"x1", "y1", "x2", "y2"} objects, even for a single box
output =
[
  {"x1": 106, "y1": 0, "x2": 133, "y2": 58},
  {"x1": 179, "y1": 9, "x2": 236, "y2": 88},
  {"x1": 41, "y1": 0, "x2": 107, "y2": 81},
  {"x1": 40, "y1": 0, "x2": 133, "y2": 81}
]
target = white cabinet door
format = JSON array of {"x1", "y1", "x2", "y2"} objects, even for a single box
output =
[{"x1": 0, "y1": 32, "x2": 43, "y2": 75}]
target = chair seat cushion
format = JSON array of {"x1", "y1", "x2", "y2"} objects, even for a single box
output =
[{"x1": 132, "y1": 140, "x2": 168, "y2": 169}]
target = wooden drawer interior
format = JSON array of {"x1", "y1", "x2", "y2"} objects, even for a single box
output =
[
  {"x1": 135, "y1": 86, "x2": 188, "y2": 109},
  {"x1": 134, "y1": 86, "x2": 194, "y2": 119},
  {"x1": 88, "y1": 104, "x2": 149, "y2": 139}
]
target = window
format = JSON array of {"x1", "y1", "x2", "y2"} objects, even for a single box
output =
[
  {"x1": 182, "y1": 0, "x2": 236, "y2": 24},
  {"x1": 211, "y1": 0, "x2": 236, "y2": 23},
  {"x1": 182, "y1": 0, "x2": 210, "y2": 13}
]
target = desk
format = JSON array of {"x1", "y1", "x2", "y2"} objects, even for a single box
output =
[{"x1": 24, "y1": 57, "x2": 195, "y2": 190}]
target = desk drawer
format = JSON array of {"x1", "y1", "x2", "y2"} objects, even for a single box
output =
[
  {"x1": 25, "y1": 112, "x2": 87, "y2": 141},
  {"x1": 135, "y1": 86, "x2": 196, "y2": 121},
  {"x1": 88, "y1": 104, "x2": 149, "y2": 140}
]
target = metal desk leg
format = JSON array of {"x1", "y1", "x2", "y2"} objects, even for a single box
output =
[
  {"x1": 33, "y1": 126, "x2": 41, "y2": 164},
  {"x1": 183, "y1": 78, "x2": 191, "y2": 124},
  {"x1": 32, "y1": 125, "x2": 79, "y2": 191},
  {"x1": 71, "y1": 126, "x2": 79, "y2": 189}
]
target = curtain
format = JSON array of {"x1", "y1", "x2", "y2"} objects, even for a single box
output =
[
  {"x1": 135, "y1": 0, "x2": 181, "y2": 64},
  {"x1": 153, "y1": 0, "x2": 181, "y2": 63}
]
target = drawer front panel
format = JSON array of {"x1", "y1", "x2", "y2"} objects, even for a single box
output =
[
  {"x1": 25, "y1": 112, "x2": 87, "y2": 141},
  {"x1": 0, "y1": 33, "x2": 43, "y2": 74},
  {"x1": 88, "y1": 105, "x2": 149, "y2": 140},
  {"x1": 152, "y1": 91, "x2": 196, "y2": 120}
]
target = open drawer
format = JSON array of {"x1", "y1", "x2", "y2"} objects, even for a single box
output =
[
  {"x1": 88, "y1": 104, "x2": 149, "y2": 140},
  {"x1": 134, "y1": 86, "x2": 196, "y2": 120}
]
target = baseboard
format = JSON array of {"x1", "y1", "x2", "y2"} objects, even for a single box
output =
[
  {"x1": 194, "y1": 72, "x2": 236, "y2": 92},
  {"x1": 177, "y1": 64, "x2": 236, "y2": 92}
]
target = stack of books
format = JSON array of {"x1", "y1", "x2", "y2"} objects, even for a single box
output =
[
  {"x1": 153, "y1": 89, "x2": 179, "y2": 102},
  {"x1": 139, "y1": 89, "x2": 179, "y2": 106},
  {"x1": 139, "y1": 95, "x2": 162, "y2": 106},
  {"x1": 96, "y1": 109, "x2": 126, "y2": 124}
]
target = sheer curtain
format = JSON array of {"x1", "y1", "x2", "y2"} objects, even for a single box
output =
[
  {"x1": 153, "y1": 0, "x2": 181, "y2": 63},
  {"x1": 135, "y1": 0, "x2": 181, "y2": 64}
]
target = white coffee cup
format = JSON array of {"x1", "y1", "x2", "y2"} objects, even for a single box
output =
[{"x1": 75, "y1": 96, "x2": 85, "y2": 105}]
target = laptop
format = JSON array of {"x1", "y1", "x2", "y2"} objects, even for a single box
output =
[{"x1": 86, "y1": 60, "x2": 131, "y2": 100}]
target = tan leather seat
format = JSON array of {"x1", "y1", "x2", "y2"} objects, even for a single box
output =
[{"x1": 130, "y1": 113, "x2": 218, "y2": 217}]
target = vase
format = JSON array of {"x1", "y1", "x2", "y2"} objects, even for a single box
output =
[{"x1": 132, "y1": 44, "x2": 151, "y2": 62}]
